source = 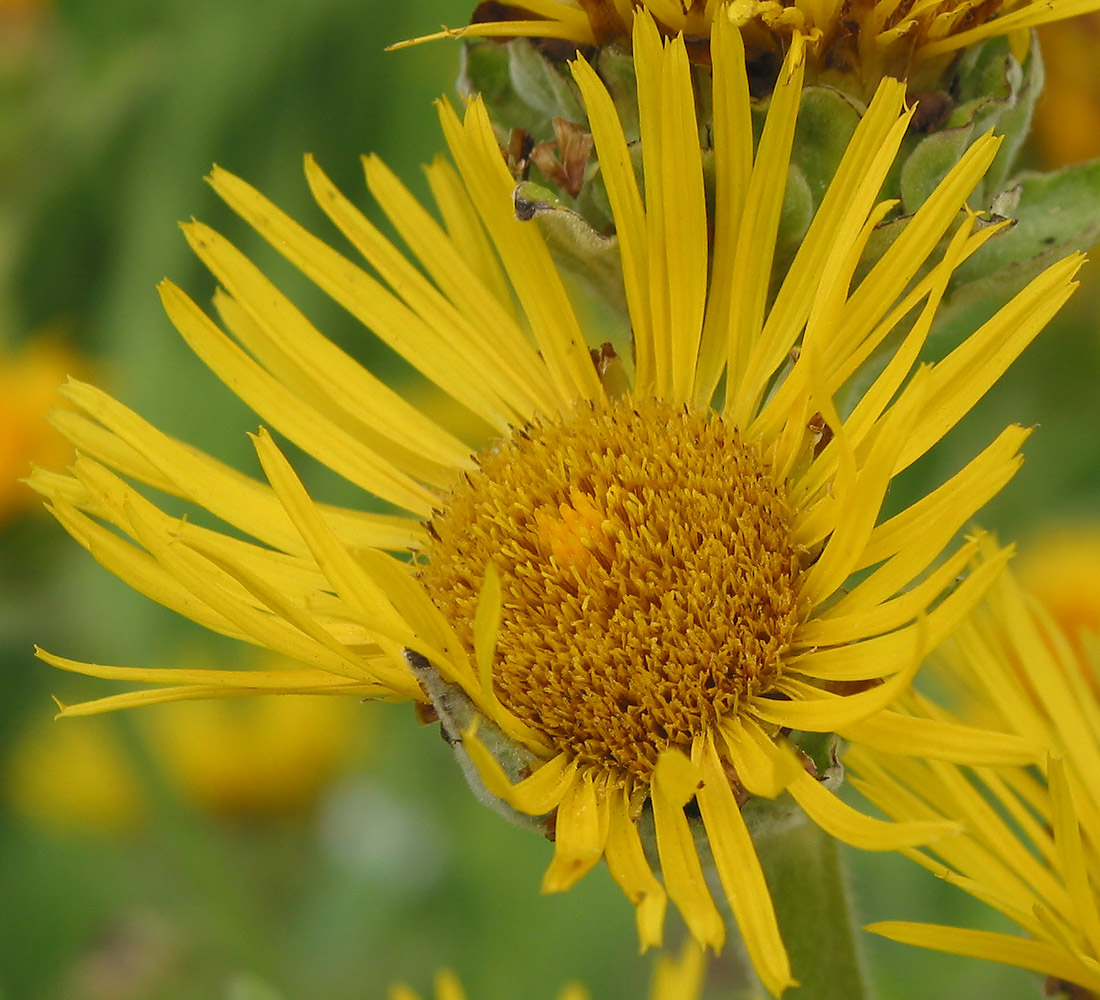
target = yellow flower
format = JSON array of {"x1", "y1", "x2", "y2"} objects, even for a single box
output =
[
  {"x1": 0, "y1": 332, "x2": 80, "y2": 522},
  {"x1": 403, "y1": 0, "x2": 1100, "y2": 90},
  {"x1": 391, "y1": 940, "x2": 706, "y2": 1000},
  {"x1": 849, "y1": 559, "x2": 1100, "y2": 995},
  {"x1": 144, "y1": 658, "x2": 360, "y2": 818},
  {"x1": 31, "y1": 12, "x2": 1076, "y2": 993},
  {"x1": 6, "y1": 652, "x2": 358, "y2": 829},
  {"x1": 1017, "y1": 523, "x2": 1100, "y2": 664},
  {"x1": 1033, "y1": 15, "x2": 1100, "y2": 166},
  {"x1": 5, "y1": 715, "x2": 146, "y2": 835}
]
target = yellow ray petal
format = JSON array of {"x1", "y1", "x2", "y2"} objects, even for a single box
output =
[
  {"x1": 855, "y1": 425, "x2": 1029, "y2": 572},
  {"x1": 790, "y1": 551, "x2": 1004, "y2": 682},
  {"x1": 656, "y1": 32, "x2": 708, "y2": 402},
  {"x1": 542, "y1": 770, "x2": 609, "y2": 892},
  {"x1": 695, "y1": 735, "x2": 794, "y2": 996},
  {"x1": 604, "y1": 785, "x2": 668, "y2": 952},
  {"x1": 798, "y1": 374, "x2": 927, "y2": 609},
  {"x1": 570, "y1": 53, "x2": 652, "y2": 392},
  {"x1": 52, "y1": 383, "x2": 425, "y2": 555},
  {"x1": 732, "y1": 77, "x2": 909, "y2": 419},
  {"x1": 866, "y1": 922, "x2": 1100, "y2": 990},
  {"x1": 837, "y1": 710, "x2": 1041, "y2": 765},
  {"x1": 37, "y1": 647, "x2": 367, "y2": 692},
  {"x1": 892, "y1": 253, "x2": 1083, "y2": 474},
  {"x1": 52, "y1": 680, "x2": 386, "y2": 717},
  {"x1": 462, "y1": 727, "x2": 576, "y2": 816},
  {"x1": 185, "y1": 222, "x2": 472, "y2": 479},
  {"x1": 788, "y1": 768, "x2": 959, "y2": 850},
  {"x1": 206, "y1": 166, "x2": 516, "y2": 431},
  {"x1": 633, "y1": 11, "x2": 669, "y2": 395},
  {"x1": 44, "y1": 496, "x2": 246, "y2": 643},
  {"x1": 250, "y1": 429, "x2": 417, "y2": 661},
  {"x1": 158, "y1": 280, "x2": 436, "y2": 517},
  {"x1": 717, "y1": 717, "x2": 803, "y2": 799},
  {"x1": 826, "y1": 134, "x2": 1001, "y2": 373},
  {"x1": 306, "y1": 155, "x2": 549, "y2": 422},
  {"x1": 724, "y1": 41, "x2": 806, "y2": 417},
  {"x1": 652, "y1": 750, "x2": 725, "y2": 950},
  {"x1": 424, "y1": 156, "x2": 516, "y2": 322},
  {"x1": 363, "y1": 154, "x2": 559, "y2": 417},
  {"x1": 797, "y1": 538, "x2": 979, "y2": 646},
  {"x1": 919, "y1": 0, "x2": 1100, "y2": 58},
  {"x1": 693, "y1": 13, "x2": 751, "y2": 403},
  {"x1": 437, "y1": 98, "x2": 602, "y2": 405},
  {"x1": 755, "y1": 641, "x2": 922, "y2": 730},
  {"x1": 1049, "y1": 755, "x2": 1100, "y2": 955}
]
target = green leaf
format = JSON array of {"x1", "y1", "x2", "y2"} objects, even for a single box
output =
[{"x1": 937, "y1": 159, "x2": 1100, "y2": 335}]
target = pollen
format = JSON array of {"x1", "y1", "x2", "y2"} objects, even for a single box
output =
[{"x1": 420, "y1": 399, "x2": 805, "y2": 779}]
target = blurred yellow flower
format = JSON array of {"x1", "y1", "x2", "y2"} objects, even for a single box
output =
[
  {"x1": 7, "y1": 652, "x2": 360, "y2": 830},
  {"x1": 6, "y1": 714, "x2": 145, "y2": 834},
  {"x1": 0, "y1": 333, "x2": 79, "y2": 522},
  {"x1": 145, "y1": 676, "x2": 361, "y2": 819},
  {"x1": 404, "y1": 0, "x2": 1100, "y2": 90},
  {"x1": 390, "y1": 939, "x2": 706, "y2": 1000},
  {"x1": 1017, "y1": 523, "x2": 1100, "y2": 662},
  {"x1": 1033, "y1": 15, "x2": 1100, "y2": 166},
  {"x1": 30, "y1": 10, "x2": 1076, "y2": 992},
  {"x1": 849, "y1": 559, "x2": 1100, "y2": 995}
]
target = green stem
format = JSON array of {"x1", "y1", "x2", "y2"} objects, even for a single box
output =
[{"x1": 754, "y1": 817, "x2": 871, "y2": 1000}]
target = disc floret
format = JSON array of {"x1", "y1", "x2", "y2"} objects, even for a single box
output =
[{"x1": 421, "y1": 398, "x2": 805, "y2": 780}]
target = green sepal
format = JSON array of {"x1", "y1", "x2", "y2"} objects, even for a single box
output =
[
  {"x1": 595, "y1": 45, "x2": 640, "y2": 143},
  {"x1": 459, "y1": 37, "x2": 584, "y2": 141},
  {"x1": 459, "y1": 39, "x2": 548, "y2": 138},
  {"x1": 900, "y1": 124, "x2": 981, "y2": 217},
  {"x1": 899, "y1": 36, "x2": 1043, "y2": 214},
  {"x1": 949, "y1": 35, "x2": 1044, "y2": 197},
  {"x1": 506, "y1": 36, "x2": 586, "y2": 125},
  {"x1": 790, "y1": 87, "x2": 864, "y2": 207}
]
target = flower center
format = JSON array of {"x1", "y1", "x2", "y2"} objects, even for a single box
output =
[{"x1": 420, "y1": 398, "x2": 805, "y2": 779}]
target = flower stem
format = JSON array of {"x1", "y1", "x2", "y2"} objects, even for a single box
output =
[{"x1": 754, "y1": 816, "x2": 871, "y2": 1000}]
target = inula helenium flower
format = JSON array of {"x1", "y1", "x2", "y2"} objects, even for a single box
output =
[
  {"x1": 407, "y1": 0, "x2": 1100, "y2": 89},
  {"x1": 850, "y1": 558, "x2": 1100, "y2": 995},
  {"x1": 33, "y1": 10, "x2": 1076, "y2": 995}
]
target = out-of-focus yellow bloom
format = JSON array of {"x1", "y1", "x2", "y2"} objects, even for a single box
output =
[
  {"x1": 848, "y1": 559, "x2": 1100, "y2": 995},
  {"x1": 145, "y1": 671, "x2": 361, "y2": 819},
  {"x1": 390, "y1": 940, "x2": 706, "y2": 1000},
  {"x1": 1017, "y1": 523, "x2": 1100, "y2": 664},
  {"x1": 6, "y1": 715, "x2": 146, "y2": 834},
  {"x1": 1033, "y1": 14, "x2": 1100, "y2": 166},
  {"x1": 0, "y1": 334, "x2": 79, "y2": 522},
  {"x1": 8, "y1": 651, "x2": 360, "y2": 829}
]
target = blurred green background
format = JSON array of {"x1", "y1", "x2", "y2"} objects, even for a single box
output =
[{"x1": 1, "y1": 2, "x2": 1099, "y2": 999}]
